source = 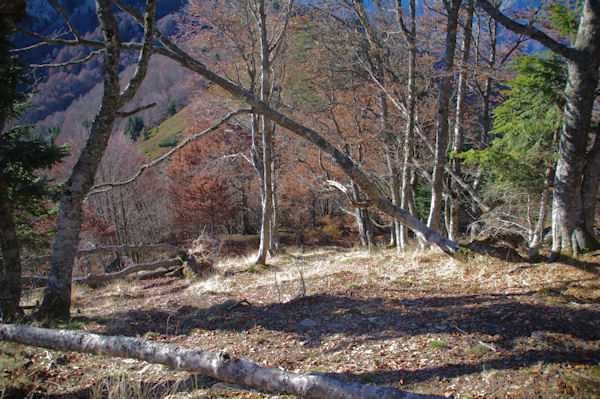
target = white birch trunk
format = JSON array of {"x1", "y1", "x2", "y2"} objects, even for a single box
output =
[{"x1": 0, "y1": 324, "x2": 442, "y2": 399}]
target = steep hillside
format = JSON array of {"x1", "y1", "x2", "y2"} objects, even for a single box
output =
[
  {"x1": 140, "y1": 106, "x2": 189, "y2": 160},
  {"x1": 15, "y1": 0, "x2": 188, "y2": 136}
]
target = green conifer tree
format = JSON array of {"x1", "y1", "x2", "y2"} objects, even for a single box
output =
[
  {"x1": 0, "y1": 31, "x2": 67, "y2": 321},
  {"x1": 124, "y1": 114, "x2": 145, "y2": 141},
  {"x1": 168, "y1": 99, "x2": 177, "y2": 116}
]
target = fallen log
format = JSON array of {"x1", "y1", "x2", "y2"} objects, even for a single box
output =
[
  {"x1": 20, "y1": 244, "x2": 182, "y2": 263},
  {"x1": 22, "y1": 258, "x2": 182, "y2": 287},
  {"x1": 0, "y1": 324, "x2": 443, "y2": 399},
  {"x1": 17, "y1": 242, "x2": 209, "y2": 279}
]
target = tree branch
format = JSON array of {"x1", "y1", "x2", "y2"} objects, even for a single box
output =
[
  {"x1": 29, "y1": 49, "x2": 104, "y2": 68},
  {"x1": 20, "y1": 243, "x2": 183, "y2": 263},
  {"x1": 89, "y1": 109, "x2": 252, "y2": 195},
  {"x1": 48, "y1": 0, "x2": 83, "y2": 42},
  {"x1": 325, "y1": 180, "x2": 370, "y2": 208},
  {"x1": 476, "y1": 0, "x2": 574, "y2": 60},
  {"x1": 118, "y1": 0, "x2": 157, "y2": 107},
  {"x1": 116, "y1": 102, "x2": 157, "y2": 118},
  {"x1": 0, "y1": 324, "x2": 441, "y2": 399}
]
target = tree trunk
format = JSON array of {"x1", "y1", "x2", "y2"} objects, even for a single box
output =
[
  {"x1": 37, "y1": 0, "x2": 123, "y2": 321},
  {"x1": 351, "y1": 181, "x2": 376, "y2": 249},
  {"x1": 379, "y1": 92, "x2": 402, "y2": 252},
  {"x1": 552, "y1": 57, "x2": 600, "y2": 257},
  {"x1": 256, "y1": 0, "x2": 276, "y2": 264},
  {"x1": 399, "y1": 0, "x2": 417, "y2": 249},
  {"x1": 580, "y1": 131, "x2": 600, "y2": 248},
  {"x1": 23, "y1": 258, "x2": 183, "y2": 287},
  {"x1": 449, "y1": 0, "x2": 474, "y2": 242},
  {"x1": 427, "y1": 0, "x2": 461, "y2": 233},
  {"x1": 0, "y1": 176, "x2": 22, "y2": 322},
  {"x1": 270, "y1": 138, "x2": 281, "y2": 253},
  {"x1": 37, "y1": 0, "x2": 157, "y2": 320},
  {"x1": 528, "y1": 167, "x2": 553, "y2": 259},
  {"x1": 0, "y1": 324, "x2": 441, "y2": 399}
]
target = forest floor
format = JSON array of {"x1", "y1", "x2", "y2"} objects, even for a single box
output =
[{"x1": 2, "y1": 242, "x2": 600, "y2": 398}]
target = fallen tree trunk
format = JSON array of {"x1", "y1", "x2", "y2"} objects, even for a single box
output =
[
  {"x1": 18, "y1": 243, "x2": 206, "y2": 276},
  {"x1": 20, "y1": 244, "x2": 182, "y2": 263},
  {"x1": 0, "y1": 324, "x2": 442, "y2": 399},
  {"x1": 22, "y1": 258, "x2": 182, "y2": 287}
]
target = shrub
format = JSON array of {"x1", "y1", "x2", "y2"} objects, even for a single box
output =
[{"x1": 158, "y1": 137, "x2": 178, "y2": 147}]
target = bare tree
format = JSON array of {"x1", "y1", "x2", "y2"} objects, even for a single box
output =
[
  {"x1": 117, "y1": 1, "x2": 464, "y2": 257},
  {"x1": 31, "y1": 0, "x2": 158, "y2": 320},
  {"x1": 449, "y1": 0, "x2": 474, "y2": 241},
  {"x1": 427, "y1": 0, "x2": 462, "y2": 234}
]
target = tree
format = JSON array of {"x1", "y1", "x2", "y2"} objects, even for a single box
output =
[
  {"x1": 476, "y1": 0, "x2": 600, "y2": 258},
  {"x1": 449, "y1": 0, "x2": 474, "y2": 241},
  {"x1": 117, "y1": 0, "x2": 463, "y2": 257},
  {"x1": 166, "y1": 115, "x2": 244, "y2": 237},
  {"x1": 183, "y1": 0, "x2": 293, "y2": 264},
  {"x1": 123, "y1": 114, "x2": 145, "y2": 141},
  {"x1": 0, "y1": 28, "x2": 66, "y2": 322},
  {"x1": 461, "y1": 54, "x2": 566, "y2": 256},
  {"x1": 29, "y1": 0, "x2": 158, "y2": 320},
  {"x1": 168, "y1": 98, "x2": 177, "y2": 116},
  {"x1": 427, "y1": 0, "x2": 462, "y2": 234}
]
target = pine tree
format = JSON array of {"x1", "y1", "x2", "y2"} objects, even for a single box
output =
[
  {"x1": 0, "y1": 30, "x2": 67, "y2": 321},
  {"x1": 460, "y1": 54, "x2": 566, "y2": 194},
  {"x1": 124, "y1": 114, "x2": 145, "y2": 141},
  {"x1": 168, "y1": 99, "x2": 177, "y2": 116}
]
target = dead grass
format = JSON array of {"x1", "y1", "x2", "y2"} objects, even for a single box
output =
[{"x1": 4, "y1": 245, "x2": 600, "y2": 398}]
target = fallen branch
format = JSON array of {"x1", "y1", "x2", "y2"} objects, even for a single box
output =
[
  {"x1": 0, "y1": 324, "x2": 442, "y2": 399},
  {"x1": 22, "y1": 258, "x2": 182, "y2": 286},
  {"x1": 20, "y1": 244, "x2": 183, "y2": 263}
]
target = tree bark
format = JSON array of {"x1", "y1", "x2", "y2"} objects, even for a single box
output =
[
  {"x1": 0, "y1": 324, "x2": 441, "y2": 399},
  {"x1": 580, "y1": 131, "x2": 600, "y2": 247},
  {"x1": 379, "y1": 92, "x2": 402, "y2": 251},
  {"x1": 552, "y1": 61, "x2": 600, "y2": 256},
  {"x1": 528, "y1": 167, "x2": 553, "y2": 259},
  {"x1": 270, "y1": 157, "x2": 281, "y2": 253},
  {"x1": 351, "y1": 180, "x2": 376, "y2": 249},
  {"x1": 37, "y1": 0, "x2": 157, "y2": 320},
  {"x1": 427, "y1": 0, "x2": 461, "y2": 233},
  {"x1": 256, "y1": 0, "x2": 274, "y2": 265}
]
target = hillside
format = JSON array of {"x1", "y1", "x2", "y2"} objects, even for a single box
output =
[
  {"x1": 4, "y1": 247, "x2": 599, "y2": 398},
  {"x1": 139, "y1": 106, "x2": 189, "y2": 160}
]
